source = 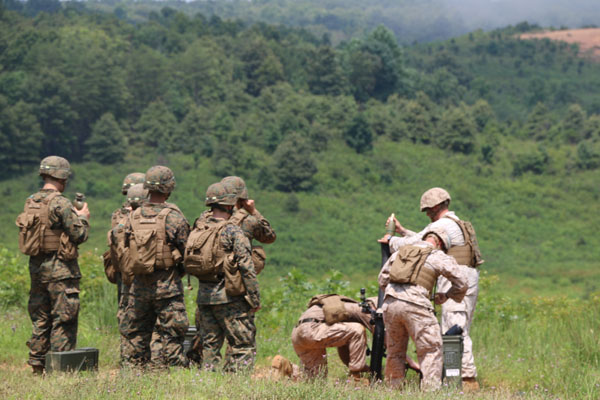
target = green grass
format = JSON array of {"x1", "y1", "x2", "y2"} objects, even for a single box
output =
[{"x1": 0, "y1": 251, "x2": 598, "y2": 399}]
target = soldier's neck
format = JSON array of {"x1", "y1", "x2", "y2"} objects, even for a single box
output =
[
  {"x1": 42, "y1": 181, "x2": 63, "y2": 193},
  {"x1": 149, "y1": 192, "x2": 168, "y2": 203}
]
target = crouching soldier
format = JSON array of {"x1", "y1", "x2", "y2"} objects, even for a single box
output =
[{"x1": 378, "y1": 227, "x2": 467, "y2": 391}]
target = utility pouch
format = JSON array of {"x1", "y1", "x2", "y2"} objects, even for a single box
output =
[
  {"x1": 57, "y1": 233, "x2": 78, "y2": 261},
  {"x1": 129, "y1": 227, "x2": 157, "y2": 275},
  {"x1": 16, "y1": 212, "x2": 41, "y2": 256},
  {"x1": 224, "y1": 254, "x2": 246, "y2": 296},
  {"x1": 251, "y1": 246, "x2": 266, "y2": 274}
]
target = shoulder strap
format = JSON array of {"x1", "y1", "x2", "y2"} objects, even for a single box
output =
[
  {"x1": 229, "y1": 209, "x2": 250, "y2": 227},
  {"x1": 156, "y1": 207, "x2": 173, "y2": 261},
  {"x1": 443, "y1": 214, "x2": 468, "y2": 240}
]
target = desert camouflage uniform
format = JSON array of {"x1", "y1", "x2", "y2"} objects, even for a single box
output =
[
  {"x1": 389, "y1": 211, "x2": 479, "y2": 378},
  {"x1": 379, "y1": 241, "x2": 467, "y2": 391},
  {"x1": 26, "y1": 189, "x2": 89, "y2": 367},
  {"x1": 119, "y1": 202, "x2": 190, "y2": 367},
  {"x1": 195, "y1": 217, "x2": 260, "y2": 372},
  {"x1": 291, "y1": 300, "x2": 373, "y2": 378}
]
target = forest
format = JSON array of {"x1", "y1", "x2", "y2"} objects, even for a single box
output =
[{"x1": 2, "y1": 2, "x2": 600, "y2": 179}]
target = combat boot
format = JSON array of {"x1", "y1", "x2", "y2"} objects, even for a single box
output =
[
  {"x1": 462, "y1": 377, "x2": 480, "y2": 391},
  {"x1": 32, "y1": 365, "x2": 44, "y2": 375}
]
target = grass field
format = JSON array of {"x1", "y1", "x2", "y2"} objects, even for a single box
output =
[{"x1": 0, "y1": 249, "x2": 598, "y2": 399}]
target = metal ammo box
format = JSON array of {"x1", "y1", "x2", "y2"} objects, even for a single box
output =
[
  {"x1": 45, "y1": 347, "x2": 99, "y2": 373},
  {"x1": 442, "y1": 335, "x2": 463, "y2": 387},
  {"x1": 183, "y1": 325, "x2": 197, "y2": 354}
]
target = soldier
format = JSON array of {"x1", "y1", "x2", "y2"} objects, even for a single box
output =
[
  {"x1": 188, "y1": 182, "x2": 260, "y2": 372},
  {"x1": 378, "y1": 228, "x2": 467, "y2": 391},
  {"x1": 109, "y1": 183, "x2": 148, "y2": 363},
  {"x1": 272, "y1": 295, "x2": 419, "y2": 382},
  {"x1": 16, "y1": 156, "x2": 90, "y2": 374},
  {"x1": 383, "y1": 188, "x2": 483, "y2": 390},
  {"x1": 111, "y1": 173, "x2": 145, "y2": 228},
  {"x1": 118, "y1": 166, "x2": 190, "y2": 368},
  {"x1": 221, "y1": 176, "x2": 276, "y2": 251}
]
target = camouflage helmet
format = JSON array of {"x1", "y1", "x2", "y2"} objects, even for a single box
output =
[
  {"x1": 127, "y1": 183, "x2": 148, "y2": 209},
  {"x1": 422, "y1": 226, "x2": 450, "y2": 251},
  {"x1": 420, "y1": 187, "x2": 451, "y2": 211},
  {"x1": 144, "y1": 166, "x2": 176, "y2": 194},
  {"x1": 221, "y1": 176, "x2": 248, "y2": 200},
  {"x1": 122, "y1": 172, "x2": 145, "y2": 195},
  {"x1": 205, "y1": 182, "x2": 237, "y2": 206},
  {"x1": 39, "y1": 156, "x2": 71, "y2": 180}
]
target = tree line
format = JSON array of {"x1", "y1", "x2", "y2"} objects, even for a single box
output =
[{"x1": 1, "y1": 3, "x2": 600, "y2": 184}]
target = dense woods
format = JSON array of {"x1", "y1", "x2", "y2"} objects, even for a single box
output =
[{"x1": 1, "y1": 2, "x2": 600, "y2": 184}]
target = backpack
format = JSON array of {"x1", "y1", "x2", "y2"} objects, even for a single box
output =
[
  {"x1": 443, "y1": 215, "x2": 484, "y2": 267},
  {"x1": 307, "y1": 294, "x2": 358, "y2": 325},
  {"x1": 15, "y1": 192, "x2": 78, "y2": 260},
  {"x1": 127, "y1": 207, "x2": 176, "y2": 276},
  {"x1": 184, "y1": 219, "x2": 229, "y2": 280},
  {"x1": 389, "y1": 245, "x2": 436, "y2": 293}
]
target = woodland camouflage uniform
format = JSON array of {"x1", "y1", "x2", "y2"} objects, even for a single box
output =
[
  {"x1": 118, "y1": 166, "x2": 190, "y2": 368},
  {"x1": 194, "y1": 183, "x2": 260, "y2": 372},
  {"x1": 24, "y1": 157, "x2": 89, "y2": 368}
]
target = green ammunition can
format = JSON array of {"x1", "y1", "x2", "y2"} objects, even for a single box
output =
[
  {"x1": 45, "y1": 347, "x2": 99, "y2": 373},
  {"x1": 442, "y1": 335, "x2": 463, "y2": 387}
]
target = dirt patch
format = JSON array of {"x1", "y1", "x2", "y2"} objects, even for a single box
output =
[{"x1": 520, "y1": 28, "x2": 600, "y2": 61}]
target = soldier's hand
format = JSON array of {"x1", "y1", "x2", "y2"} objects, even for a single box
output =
[
  {"x1": 390, "y1": 216, "x2": 406, "y2": 235},
  {"x1": 251, "y1": 306, "x2": 261, "y2": 313},
  {"x1": 377, "y1": 235, "x2": 391, "y2": 244},
  {"x1": 75, "y1": 202, "x2": 91, "y2": 220},
  {"x1": 434, "y1": 292, "x2": 448, "y2": 305},
  {"x1": 243, "y1": 199, "x2": 256, "y2": 214}
]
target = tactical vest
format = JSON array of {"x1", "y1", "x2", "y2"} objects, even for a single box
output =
[
  {"x1": 184, "y1": 219, "x2": 229, "y2": 280},
  {"x1": 389, "y1": 245, "x2": 436, "y2": 293},
  {"x1": 443, "y1": 215, "x2": 484, "y2": 268},
  {"x1": 16, "y1": 192, "x2": 77, "y2": 260},
  {"x1": 229, "y1": 209, "x2": 266, "y2": 274},
  {"x1": 127, "y1": 207, "x2": 177, "y2": 275},
  {"x1": 307, "y1": 294, "x2": 358, "y2": 325}
]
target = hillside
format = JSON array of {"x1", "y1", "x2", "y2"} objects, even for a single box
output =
[
  {"x1": 520, "y1": 28, "x2": 600, "y2": 61},
  {"x1": 1, "y1": 5, "x2": 600, "y2": 300}
]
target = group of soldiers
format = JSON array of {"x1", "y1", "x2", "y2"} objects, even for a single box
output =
[{"x1": 18, "y1": 155, "x2": 482, "y2": 392}]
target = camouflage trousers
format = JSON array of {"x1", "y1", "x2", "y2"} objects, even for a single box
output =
[
  {"x1": 196, "y1": 298, "x2": 256, "y2": 372},
  {"x1": 117, "y1": 285, "x2": 164, "y2": 367},
  {"x1": 383, "y1": 297, "x2": 443, "y2": 391},
  {"x1": 291, "y1": 321, "x2": 367, "y2": 378},
  {"x1": 27, "y1": 278, "x2": 80, "y2": 367},
  {"x1": 119, "y1": 293, "x2": 189, "y2": 368}
]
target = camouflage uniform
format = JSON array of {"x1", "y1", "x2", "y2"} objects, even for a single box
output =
[
  {"x1": 379, "y1": 240, "x2": 467, "y2": 391},
  {"x1": 195, "y1": 217, "x2": 260, "y2": 372},
  {"x1": 389, "y1": 203, "x2": 480, "y2": 378},
  {"x1": 118, "y1": 167, "x2": 190, "y2": 368},
  {"x1": 291, "y1": 299, "x2": 373, "y2": 378},
  {"x1": 26, "y1": 189, "x2": 89, "y2": 367}
]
